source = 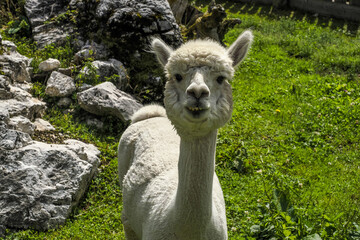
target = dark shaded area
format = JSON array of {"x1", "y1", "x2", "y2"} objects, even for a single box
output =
[{"x1": 194, "y1": 0, "x2": 359, "y2": 35}]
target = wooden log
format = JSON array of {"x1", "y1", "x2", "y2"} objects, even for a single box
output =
[{"x1": 289, "y1": 0, "x2": 360, "y2": 22}]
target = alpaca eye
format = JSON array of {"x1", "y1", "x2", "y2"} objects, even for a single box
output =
[
  {"x1": 174, "y1": 74, "x2": 183, "y2": 82},
  {"x1": 216, "y1": 76, "x2": 225, "y2": 84}
]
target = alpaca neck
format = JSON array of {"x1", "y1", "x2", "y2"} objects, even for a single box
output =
[{"x1": 173, "y1": 130, "x2": 217, "y2": 237}]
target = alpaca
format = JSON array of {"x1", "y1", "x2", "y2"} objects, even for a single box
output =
[{"x1": 118, "y1": 30, "x2": 253, "y2": 240}]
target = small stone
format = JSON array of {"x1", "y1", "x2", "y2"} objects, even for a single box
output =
[
  {"x1": 33, "y1": 118, "x2": 55, "y2": 131},
  {"x1": 86, "y1": 117, "x2": 104, "y2": 129},
  {"x1": 38, "y1": 58, "x2": 61, "y2": 72},
  {"x1": 57, "y1": 97, "x2": 72, "y2": 108},
  {"x1": 45, "y1": 71, "x2": 76, "y2": 97}
]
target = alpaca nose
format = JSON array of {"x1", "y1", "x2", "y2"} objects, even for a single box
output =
[{"x1": 186, "y1": 83, "x2": 210, "y2": 99}]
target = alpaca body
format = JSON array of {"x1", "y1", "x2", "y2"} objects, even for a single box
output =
[
  {"x1": 118, "y1": 115, "x2": 227, "y2": 239},
  {"x1": 118, "y1": 31, "x2": 253, "y2": 239}
]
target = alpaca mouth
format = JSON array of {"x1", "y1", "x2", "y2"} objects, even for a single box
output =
[{"x1": 186, "y1": 106, "x2": 208, "y2": 118}]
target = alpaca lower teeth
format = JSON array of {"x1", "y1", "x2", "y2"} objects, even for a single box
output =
[{"x1": 188, "y1": 107, "x2": 203, "y2": 112}]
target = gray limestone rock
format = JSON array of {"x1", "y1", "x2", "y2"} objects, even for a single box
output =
[
  {"x1": 33, "y1": 118, "x2": 56, "y2": 131},
  {"x1": 0, "y1": 108, "x2": 10, "y2": 126},
  {"x1": 0, "y1": 75, "x2": 12, "y2": 100},
  {"x1": 86, "y1": 117, "x2": 104, "y2": 129},
  {"x1": 0, "y1": 97, "x2": 46, "y2": 122},
  {"x1": 77, "y1": 81, "x2": 142, "y2": 122},
  {"x1": 0, "y1": 140, "x2": 100, "y2": 231},
  {"x1": 24, "y1": 0, "x2": 76, "y2": 48},
  {"x1": 45, "y1": 71, "x2": 76, "y2": 97},
  {"x1": 0, "y1": 54, "x2": 31, "y2": 83},
  {"x1": 8, "y1": 116, "x2": 36, "y2": 135},
  {"x1": 73, "y1": 40, "x2": 110, "y2": 64},
  {"x1": 0, "y1": 86, "x2": 46, "y2": 121},
  {"x1": 80, "y1": 59, "x2": 128, "y2": 90},
  {"x1": 0, "y1": 126, "x2": 32, "y2": 150},
  {"x1": 57, "y1": 97, "x2": 72, "y2": 108},
  {"x1": 38, "y1": 58, "x2": 61, "y2": 72}
]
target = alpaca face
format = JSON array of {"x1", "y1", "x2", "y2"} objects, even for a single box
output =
[
  {"x1": 164, "y1": 64, "x2": 234, "y2": 138},
  {"x1": 152, "y1": 31, "x2": 253, "y2": 137}
]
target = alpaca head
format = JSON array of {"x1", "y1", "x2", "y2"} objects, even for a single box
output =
[{"x1": 152, "y1": 31, "x2": 253, "y2": 138}]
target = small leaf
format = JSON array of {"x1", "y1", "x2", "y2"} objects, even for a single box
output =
[
  {"x1": 283, "y1": 229, "x2": 291, "y2": 237},
  {"x1": 303, "y1": 233, "x2": 322, "y2": 240}
]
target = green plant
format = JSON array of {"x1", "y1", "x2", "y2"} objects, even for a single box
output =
[
  {"x1": 6, "y1": 15, "x2": 31, "y2": 37},
  {"x1": 76, "y1": 58, "x2": 101, "y2": 87}
]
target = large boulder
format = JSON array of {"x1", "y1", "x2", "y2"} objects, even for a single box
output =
[
  {"x1": 24, "y1": 0, "x2": 76, "y2": 48},
  {"x1": 70, "y1": 0, "x2": 183, "y2": 101},
  {"x1": 0, "y1": 139, "x2": 100, "y2": 232},
  {"x1": 77, "y1": 81, "x2": 142, "y2": 122}
]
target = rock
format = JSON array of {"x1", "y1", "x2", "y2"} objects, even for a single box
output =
[
  {"x1": 80, "y1": 59, "x2": 128, "y2": 90},
  {"x1": 0, "y1": 140, "x2": 100, "y2": 231},
  {"x1": 70, "y1": 0, "x2": 182, "y2": 100},
  {"x1": 57, "y1": 97, "x2": 72, "y2": 108},
  {"x1": 33, "y1": 118, "x2": 56, "y2": 131},
  {"x1": 57, "y1": 67, "x2": 73, "y2": 77},
  {"x1": 8, "y1": 116, "x2": 36, "y2": 135},
  {"x1": 0, "y1": 108, "x2": 10, "y2": 126},
  {"x1": 2, "y1": 40, "x2": 17, "y2": 53},
  {"x1": 25, "y1": 0, "x2": 76, "y2": 48},
  {"x1": 77, "y1": 82, "x2": 142, "y2": 122},
  {"x1": 0, "y1": 126, "x2": 32, "y2": 150},
  {"x1": 0, "y1": 85, "x2": 46, "y2": 121},
  {"x1": 73, "y1": 40, "x2": 110, "y2": 64},
  {"x1": 33, "y1": 23, "x2": 75, "y2": 48},
  {"x1": 45, "y1": 71, "x2": 76, "y2": 97},
  {"x1": 86, "y1": 117, "x2": 104, "y2": 129},
  {"x1": 38, "y1": 58, "x2": 61, "y2": 72},
  {"x1": 78, "y1": 83, "x2": 93, "y2": 92},
  {"x1": 0, "y1": 75, "x2": 12, "y2": 100},
  {"x1": 0, "y1": 54, "x2": 31, "y2": 83},
  {"x1": 0, "y1": 97, "x2": 46, "y2": 121},
  {"x1": 168, "y1": 0, "x2": 189, "y2": 24}
]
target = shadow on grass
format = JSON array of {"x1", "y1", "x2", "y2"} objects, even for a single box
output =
[{"x1": 193, "y1": 0, "x2": 359, "y2": 35}]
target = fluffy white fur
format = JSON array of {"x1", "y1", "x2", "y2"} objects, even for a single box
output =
[{"x1": 118, "y1": 31, "x2": 253, "y2": 240}]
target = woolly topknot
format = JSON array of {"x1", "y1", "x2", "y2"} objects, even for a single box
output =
[{"x1": 165, "y1": 39, "x2": 234, "y2": 79}]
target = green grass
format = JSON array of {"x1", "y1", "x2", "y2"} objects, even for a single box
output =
[{"x1": 3, "y1": 2, "x2": 360, "y2": 239}]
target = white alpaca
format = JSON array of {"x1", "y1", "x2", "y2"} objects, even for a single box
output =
[{"x1": 118, "y1": 31, "x2": 253, "y2": 240}]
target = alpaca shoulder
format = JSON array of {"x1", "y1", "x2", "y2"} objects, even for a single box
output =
[{"x1": 120, "y1": 117, "x2": 180, "y2": 191}]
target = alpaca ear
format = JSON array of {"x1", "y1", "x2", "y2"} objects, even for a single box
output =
[
  {"x1": 227, "y1": 30, "x2": 254, "y2": 67},
  {"x1": 151, "y1": 38, "x2": 173, "y2": 67}
]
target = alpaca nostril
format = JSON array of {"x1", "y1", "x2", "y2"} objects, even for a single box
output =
[{"x1": 186, "y1": 85, "x2": 210, "y2": 99}]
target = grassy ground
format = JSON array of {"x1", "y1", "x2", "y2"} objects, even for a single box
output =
[{"x1": 3, "y1": 1, "x2": 360, "y2": 239}]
